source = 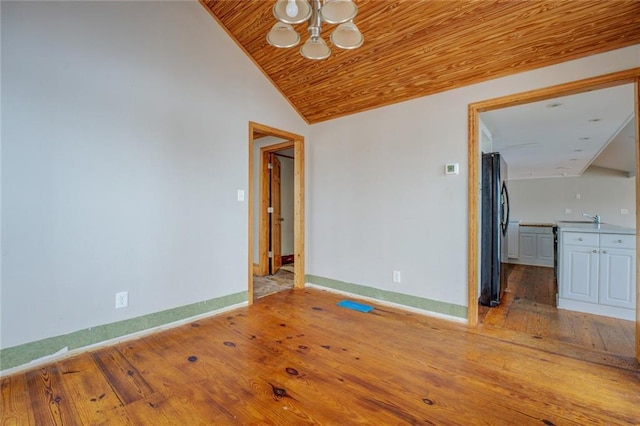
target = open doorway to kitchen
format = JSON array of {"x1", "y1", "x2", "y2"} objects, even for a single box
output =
[
  {"x1": 467, "y1": 70, "x2": 640, "y2": 362},
  {"x1": 248, "y1": 122, "x2": 305, "y2": 303}
]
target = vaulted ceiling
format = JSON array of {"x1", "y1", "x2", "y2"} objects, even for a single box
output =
[{"x1": 202, "y1": 1, "x2": 640, "y2": 124}]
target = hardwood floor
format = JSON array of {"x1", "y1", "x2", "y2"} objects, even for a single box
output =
[
  {"x1": 479, "y1": 264, "x2": 635, "y2": 357},
  {"x1": 3, "y1": 287, "x2": 640, "y2": 424}
]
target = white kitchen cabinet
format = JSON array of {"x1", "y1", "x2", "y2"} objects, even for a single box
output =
[
  {"x1": 561, "y1": 243, "x2": 599, "y2": 304},
  {"x1": 519, "y1": 233, "x2": 536, "y2": 262},
  {"x1": 558, "y1": 230, "x2": 636, "y2": 320},
  {"x1": 598, "y1": 237, "x2": 636, "y2": 310},
  {"x1": 537, "y1": 234, "x2": 554, "y2": 263},
  {"x1": 507, "y1": 221, "x2": 520, "y2": 259},
  {"x1": 512, "y1": 225, "x2": 553, "y2": 267}
]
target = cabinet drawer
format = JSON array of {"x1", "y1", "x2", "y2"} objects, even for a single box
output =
[
  {"x1": 562, "y1": 232, "x2": 598, "y2": 247},
  {"x1": 520, "y1": 226, "x2": 552, "y2": 234},
  {"x1": 600, "y1": 234, "x2": 636, "y2": 249}
]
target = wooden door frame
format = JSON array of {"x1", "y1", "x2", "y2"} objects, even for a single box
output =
[
  {"x1": 249, "y1": 122, "x2": 305, "y2": 303},
  {"x1": 466, "y1": 68, "x2": 640, "y2": 360}
]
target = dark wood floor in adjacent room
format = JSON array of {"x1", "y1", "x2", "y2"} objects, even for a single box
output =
[
  {"x1": 479, "y1": 264, "x2": 635, "y2": 358},
  {"x1": 2, "y1": 287, "x2": 639, "y2": 424}
]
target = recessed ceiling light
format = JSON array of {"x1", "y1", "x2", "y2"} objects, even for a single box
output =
[
  {"x1": 588, "y1": 118, "x2": 601, "y2": 122},
  {"x1": 556, "y1": 166, "x2": 572, "y2": 170},
  {"x1": 546, "y1": 102, "x2": 562, "y2": 108},
  {"x1": 573, "y1": 149, "x2": 583, "y2": 152},
  {"x1": 579, "y1": 137, "x2": 590, "y2": 140},
  {"x1": 569, "y1": 158, "x2": 577, "y2": 161}
]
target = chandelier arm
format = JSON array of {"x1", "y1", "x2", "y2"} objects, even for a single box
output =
[{"x1": 309, "y1": 0, "x2": 322, "y2": 38}]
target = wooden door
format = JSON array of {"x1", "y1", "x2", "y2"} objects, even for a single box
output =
[{"x1": 270, "y1": 154, "x2": 282, "y2": 274}]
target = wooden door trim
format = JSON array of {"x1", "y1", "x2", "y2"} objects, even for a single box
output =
[
  {"x1": 467, "y1": 68, "x2": 640, "y2": 358},
  {"x1": 635, "y1": 76, "x2": 640, "y2": 361},
  {"x1": 249, "y1": 122, "x2": 305, "y2": 304}
]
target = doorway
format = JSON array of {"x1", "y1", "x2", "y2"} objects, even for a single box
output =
[
  {"x1": 477, "y1": 85, "x2": 636, "y2": 356},
  {"x1": 467, "y1": 69, "x2": 640, "y2": 361},
  {"x1": 254, "y1": 144, "x2": 295, "y2": 298},
  {"x1": 248, "y1": 122, "x2": 305, "y2": 303}
]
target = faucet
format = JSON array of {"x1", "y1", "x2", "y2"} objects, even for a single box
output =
[{"x1": 582, "y1": 213, "x2": 601, "y2": 224}]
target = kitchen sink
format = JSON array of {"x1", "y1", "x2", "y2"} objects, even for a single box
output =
[{"x1": 557, "y1": 220, "x2": 600, "y2": 224}]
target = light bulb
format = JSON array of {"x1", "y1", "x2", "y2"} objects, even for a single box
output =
[{"x1": 285, "y1": 0, "x2": 298, "y2": 18}]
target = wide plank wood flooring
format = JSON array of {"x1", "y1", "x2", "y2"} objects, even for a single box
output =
[
  {"x1": 2, "y1": 287, "x2": 640, "y2": 424},
  {"x1": 479, "y1": 264, "x2": 635, "y2": 357}
]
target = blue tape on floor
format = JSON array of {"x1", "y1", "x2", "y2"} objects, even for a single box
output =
[{"x1": 337, "y1": 300, "x2": 374, "y2": 313}]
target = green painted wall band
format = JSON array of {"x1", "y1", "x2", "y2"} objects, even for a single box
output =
[
  {"x1": 305, "y1": 274, "x2": 467, "y2": 319},
  {"x1": 0, "y1": 291, "x2": 247, "y2": 372},
  {"x1": 2, "y1": 277, "x2": 465, "y2": 372}
]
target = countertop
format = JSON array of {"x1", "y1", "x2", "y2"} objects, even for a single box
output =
[
  {"x1": 519, "y1": 222, "x2": 555, "y2": 227},
  {"x1": 556, "y1": 221, "x2": 636, "y2": 234}
]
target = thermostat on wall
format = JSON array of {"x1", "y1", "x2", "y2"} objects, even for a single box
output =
[{"x1": 445, "y1": 163, "x2": 459, "y2": 175}]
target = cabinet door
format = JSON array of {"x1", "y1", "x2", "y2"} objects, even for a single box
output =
[
  {"x1": 507, "y1": 223, "x2": 520, "y2": 258},
  {"x1": 561, "y1": 244, "x2": 598, "y2": 303},
  {"x1": 599, "y1": 248, "x2": 636, "y2": 309},
  {"x1": 519, "y1": 233, "x2": 536, "y2": 262},
  {"x1": 537, "y1": 234, "x2": 554, "y2": 262}
]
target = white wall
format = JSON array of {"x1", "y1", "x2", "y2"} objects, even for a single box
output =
[
  {"x1": 509, "y1": 167, "x2": 636, "y2": 228},
  {"x1": 307, "y1": 45, "x2": 640, "y2": 308},
  {"x1": 479, "y1": 119, "x2": 493, "y2": 153},
  {"x1": 1, "y1": 1, "x2": 307, "y2": 349}
]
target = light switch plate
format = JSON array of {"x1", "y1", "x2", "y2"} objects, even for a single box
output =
[{"x1": 237, "y1": 189, "x2": 245, "y2": 202}]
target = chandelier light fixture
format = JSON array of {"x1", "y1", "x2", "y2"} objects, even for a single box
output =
[{"x1": 267, "y1": 0, "x2": 364, "y2": 60}]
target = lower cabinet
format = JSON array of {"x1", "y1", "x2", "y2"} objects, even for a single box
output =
[
  {"x1": 561, "y1": 244, "x2": 599, "y2": 304},
  {"x1": 506, "y1": 221, "x2": 520, "y2": 259},
  {"x1": 514, "y1": 226, "x2": 554, "y2": 267},
  {"x1": 558, "y1": 231, "x2": 636, "y2": 320},
  {"x1": 537, "y1": 234, "x2": 554, "y2": 263},
  {"x1": 599, "y1": 247, "x2": 635, "y2": 309}
]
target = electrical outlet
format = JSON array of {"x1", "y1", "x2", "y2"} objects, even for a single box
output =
[
  {"x1": 115, "y1": 291, "x2": 128, "y2": 309},
  {"x1": 565, "y1": 208, "x2": 572, "y2": 214},
  {"x1": 393, "y1": 271, "x2": 401, "y2": 283}
]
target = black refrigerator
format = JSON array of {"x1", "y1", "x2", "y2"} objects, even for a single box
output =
[{"x1": 480, "y1": 152, "x2": 510, "y2": 307}]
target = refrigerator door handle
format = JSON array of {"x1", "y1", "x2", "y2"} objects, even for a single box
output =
[{"x1": 500, "y1": 181, "x2": 510, "y2": 237}]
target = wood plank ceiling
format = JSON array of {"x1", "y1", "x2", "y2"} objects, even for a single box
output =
[{"x1": 202, "y1": 0, "x2": 640, "y2": 124}]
